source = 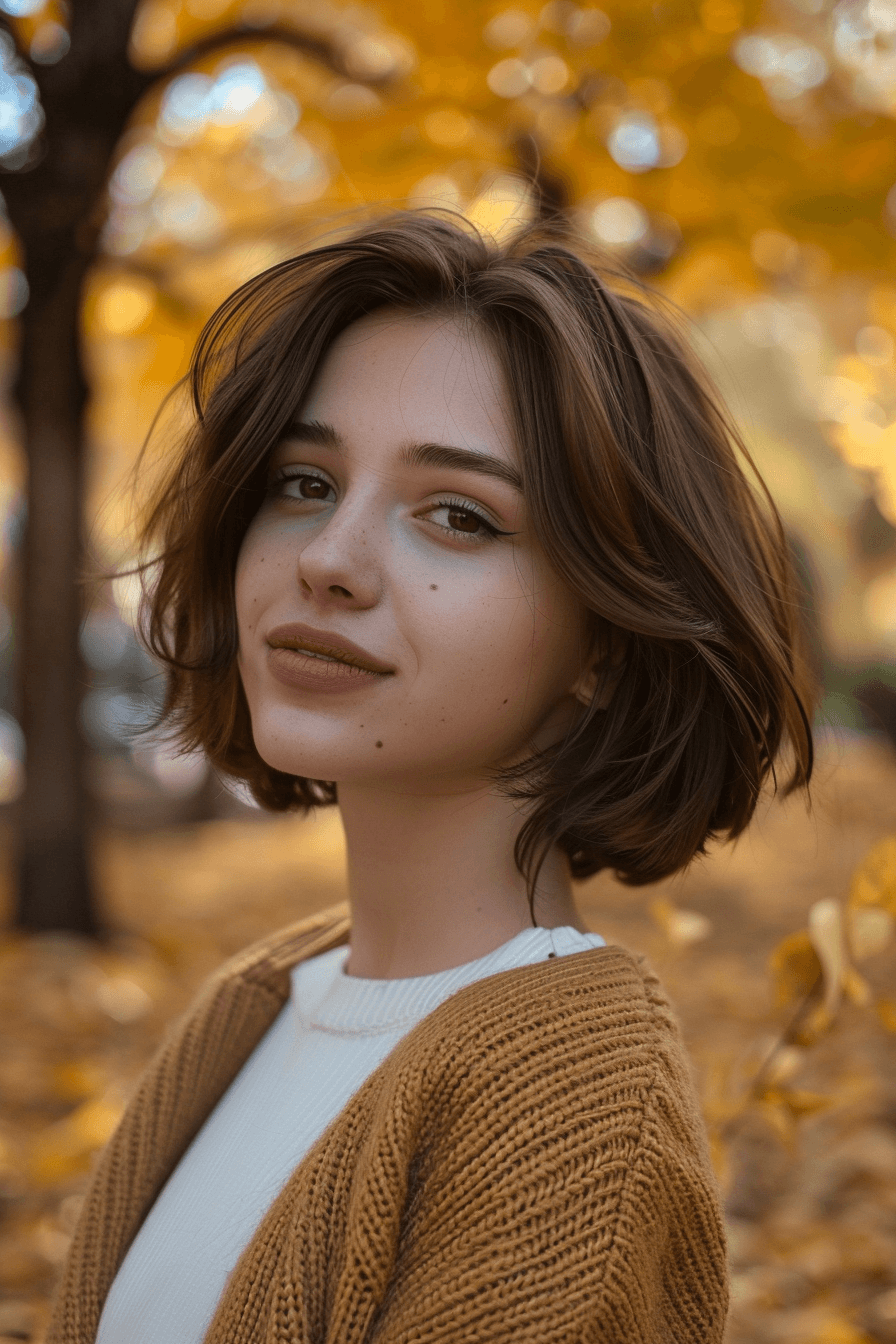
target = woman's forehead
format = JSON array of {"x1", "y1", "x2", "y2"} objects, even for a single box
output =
[{"x1": 300, "y1": 310, "x2": 517, "y2": 460}]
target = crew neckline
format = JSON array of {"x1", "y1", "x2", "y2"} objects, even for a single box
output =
[{"x1": 290, "y1": 925, "x2": 605, "y2": 1036}]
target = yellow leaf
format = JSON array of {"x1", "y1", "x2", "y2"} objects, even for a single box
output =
[
  {"x1": 783, "y1": 1088, "x2": 834, "y2": 1118},
  {"x1": 650, "y1": 896, "x2": 712, "y2": 947},
  {"x1": 27, "y1": 1142, "x2": 85, "y2": 1188},
  {"x1": 757, "y1": 1084, "x2": 832, "y2": 1119},
  {"x1": 842, "y1": 964, "x2": 872, "y2": 1007},
  {"x1": 26, "y1": 1092, "x2": 126, "y2": 1188},
  {"x1": 808, "y1": 898, "x2": 846, "y2": 1018},
  {"x1": 812, "y1": 1317, "x2": 877, "y2": 1344},
  {"x1": 758, "y1": 1095, "x2": 797, "y2": 1146},
  {"x1": 763, "y1": 1044, "x2": 805, "y2": 1086},
  {"x1": 51, "y1": 1060, "x2": 107, "y2": 1102},
  {"x1": 847, "y1": 905, "x2": 895, "y2": 960},
  {"x1": 69, "y1": 1096, "x2": 124, "y2": 1149},
  {"x1": 877, "y1": 998, "x2": 896, "y2": 1032},
  {"x1": 768, "y1": 929, "x2": 821, "y2": 1005},
  {"x1": 848, "y1": 836, "x2": 896, "y2": 916},
  {"x1": 801, "y1": 1000, "x2": 836, "y2": 1041}
]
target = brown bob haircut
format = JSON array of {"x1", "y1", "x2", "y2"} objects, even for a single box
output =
[{"x1": 140, "y1": 209, "x2": 815, "y2": 916}]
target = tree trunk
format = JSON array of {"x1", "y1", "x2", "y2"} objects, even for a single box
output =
[
  {"x1": 2, "y1": 0, "x2": 146, "y2": 933},
  {"x1": 11, "y1": 245, "x2": 96, "y2": 933}
]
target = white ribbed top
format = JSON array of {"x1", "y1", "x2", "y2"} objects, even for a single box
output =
[{"x1": 95, "y1": 923, "x2": 606, "y2": 1344}]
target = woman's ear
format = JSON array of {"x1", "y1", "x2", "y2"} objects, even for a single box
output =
[
  {"x1": 571, "y1": 662, "x2": 600, "y2": 708},
  {"x1": 570, "y1": 630, "x2": 627, "y2": 709}
]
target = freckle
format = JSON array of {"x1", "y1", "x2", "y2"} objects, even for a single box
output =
[
  {"x1": 430, "y1": 584, "x2": 437, "y2": 590},
  {"x1": 375, "y1": 740, "x2": 383, "y2": 748},
  {"x1": 503, "y1": 699, "x2": 508, "y2": 705}
]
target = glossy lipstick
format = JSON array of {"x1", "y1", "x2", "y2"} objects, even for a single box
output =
[{"x1": 265, "y1": 623, "x2": 394, "y2": 694}]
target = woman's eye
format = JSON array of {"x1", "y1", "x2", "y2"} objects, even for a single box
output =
[
  {"x1": 426, "y1": 500, "x2": 498, "y2": 544},
  {"x1": 272, "y1": 472, "x2": 333, "y2": 502}
]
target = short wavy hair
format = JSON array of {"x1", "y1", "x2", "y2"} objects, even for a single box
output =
[{"x1": 139, "y1": 210, "x2": 815, "y2": 917}]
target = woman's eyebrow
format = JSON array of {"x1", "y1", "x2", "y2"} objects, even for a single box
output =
[{"x1": 283, "y1": 418, "x2": 524, "y2": 494}]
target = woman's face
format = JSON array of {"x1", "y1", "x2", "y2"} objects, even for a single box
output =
[{"x1": 235, "y1": 309, "x2": 591, "y2": 793}]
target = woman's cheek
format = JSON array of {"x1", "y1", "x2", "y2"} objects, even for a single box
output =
[
  {"x1": 235, "y1": 523, "x2": 284, "y2": 638},
  {"x1": 234, "y1": 528, "x2": 261, "y2": 628}
]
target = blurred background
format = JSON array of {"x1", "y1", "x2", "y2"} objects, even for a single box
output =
[{"x1": 0, "y1": 1, "x2": 895, "y2": 1341}]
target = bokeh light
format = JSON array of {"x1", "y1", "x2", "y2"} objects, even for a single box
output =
[
  {"x1": 0, "y1": 265, "x2": 28, "y2": 318},
  {"x1": 0, "y1": 30, "x2": 43, "y2": 165},
  {"x1": 30, "y1": 21, "x2": 69, "y2": 64},
  {"x1": 734, "y1": 33, "x2": 829, "y2": 101},
  {"x1": 0, "y1": 707, "x2": 23, "y2": 801},
  {"x1": 590, "y1": 195, "x2": 649, "y2": 245},
  {"x1": 606, "y1": 112, "x2": 662, "y2": 172},
  {"x1": 0, "y1": 0, "x2": 44, "y2": 15},
  {"x1": 94, "y1": 278, "x2": 155, "y2": 336}
]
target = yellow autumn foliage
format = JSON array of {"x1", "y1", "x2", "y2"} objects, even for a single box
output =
[
  {"x1": 849, "y1": 835, "x2": 896, "y2": 918},
  {"x1": 26, "y1": 1093, "x2": 126, "y2": 1188},
  {"x1": 768, "y1": 928, "x2": 821, "y2": 1007}
]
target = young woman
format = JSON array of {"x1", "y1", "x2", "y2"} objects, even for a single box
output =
[{"x1": 49, "y1": 211, "x2": 814, "y2": 1344}]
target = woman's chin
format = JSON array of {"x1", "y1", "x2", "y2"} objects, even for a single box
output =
[{"x1": 253, "y1": 746, "x2": 384, "y2": 785}]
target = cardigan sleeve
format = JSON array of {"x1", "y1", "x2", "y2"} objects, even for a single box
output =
[{"x1": 359, "y1": 963, "x2": 729, "y2": 1344}]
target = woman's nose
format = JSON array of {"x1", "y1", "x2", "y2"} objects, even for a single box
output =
[{"x1": 295, "y1": 490, "x2": 383, "y2": 607}]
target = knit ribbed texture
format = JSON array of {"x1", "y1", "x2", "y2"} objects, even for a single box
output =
[
  {"x1": 95, "y1": 924, "x2": 606, "y2": 1344},
  {"x1": 47, "y1": 903, "x2": 729, "y2": 1344}
]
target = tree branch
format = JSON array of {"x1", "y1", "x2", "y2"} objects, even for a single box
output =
[
  {"x1": 98, "y1": 212, "x2": 338, "y2": 319},
  {"x1": 129, "y1": 21, "x2": 393, "y2": 102}
]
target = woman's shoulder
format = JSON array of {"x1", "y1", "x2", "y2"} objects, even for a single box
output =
[
  {"x1": 437, "y1": 938, "x2": 679, "y2": 1042},
  {"x1": 402, "y1": 940, "x2": 695, "y2": 1107},
  {"x1": 381, "y1": 941, "x2": 717, "y2": 1216}
]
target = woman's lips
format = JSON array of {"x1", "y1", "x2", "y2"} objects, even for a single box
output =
[
  {"x1": 266, "y1": 622, "x2": 394, "y2": 673},
  {"x1": 267, "y1": 645, "x2": 393, "y2": 694}
]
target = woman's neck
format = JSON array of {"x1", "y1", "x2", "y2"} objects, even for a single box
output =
[{"x1": 336, "y1": 779, "x2": 586, "y2": 980}]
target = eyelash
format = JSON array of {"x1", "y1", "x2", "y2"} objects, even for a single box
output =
[{"x1": 268, "y1": 470, "x2": 514, "y2": 546}]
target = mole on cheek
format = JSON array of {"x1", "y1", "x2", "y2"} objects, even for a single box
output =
[
  {"x1": 429, "y1": 584, "x2": 437, "y2": 590},
  {"x1": 375, "y1": 740, "x2": 383, "y2": 748}
]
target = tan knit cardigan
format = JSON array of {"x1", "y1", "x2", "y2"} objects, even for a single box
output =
[{"x1": 47, "y1": 903, "x2": 729, "y2": 1343}]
